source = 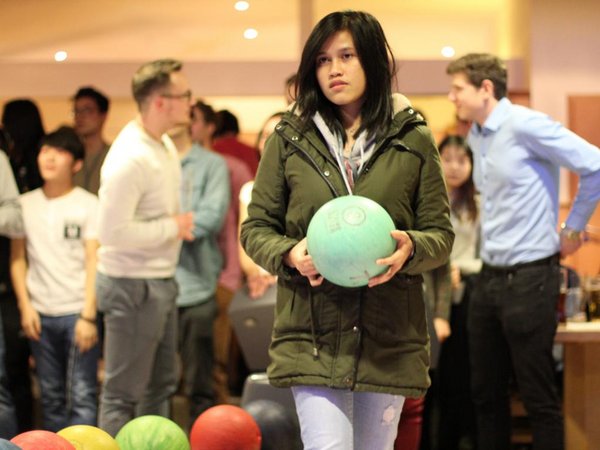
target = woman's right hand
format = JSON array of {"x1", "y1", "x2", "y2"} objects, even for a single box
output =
[{"x1": 283, "y1": 238, "x2": 324, "y2": 287}]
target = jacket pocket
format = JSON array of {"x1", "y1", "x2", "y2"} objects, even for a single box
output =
[{"x1": 363, "y1": 278, "x2": 425, "y2": 345}]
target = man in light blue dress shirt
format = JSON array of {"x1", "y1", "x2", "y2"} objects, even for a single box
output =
[{"x1": 447, "y1": 53, "x2": 600, "y2": 450}]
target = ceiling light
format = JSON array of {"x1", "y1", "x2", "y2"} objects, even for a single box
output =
[
  {"x1": 243, "y1": 28, "x2": 258, "y2": 40},
  {"x1": 54, "y1": 50, "x2": 68, "y2": 62},
  {"x1": 235, "y1": 1, "x2": 249, "y2": 11},
  {"x1": 441, "y1": 46, "x2": 455, "y2": 58}
]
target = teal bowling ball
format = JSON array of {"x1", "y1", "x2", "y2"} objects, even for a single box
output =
[
  {"x1": 0, "y1": 438, "x2": 21, "y2": 450},
  {"x1": 306, "y1": 195, "x2": 396, "y2": 287}
]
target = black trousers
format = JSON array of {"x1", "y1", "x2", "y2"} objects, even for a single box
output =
[
  {"x1": 0, "y1": 292, "x2": 33, "y2": 432},
  {"x1": 178, "y1": 298, "x2": 218, "y2": 428},
  {"x1": 437, "y1": 275, "x2": 477, "y2": 450},
  {"x1": 468, "y1": 255, "x2": 563, "y2": 450}
]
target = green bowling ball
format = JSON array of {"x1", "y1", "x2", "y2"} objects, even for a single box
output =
[{"x1": 115, "y1": 415, "x2": 189, "y2": 450}]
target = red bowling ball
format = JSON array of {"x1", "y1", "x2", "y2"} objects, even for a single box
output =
[
  {"x1": 190, "y1": 405, "x2": 261, "y2": 450},
  {"x1": 11, "y1": 430, "x2": 76, "y2": 450}
]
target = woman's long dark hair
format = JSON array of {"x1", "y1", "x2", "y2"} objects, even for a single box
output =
[
  {"x1": 1, "y1": 99, "x2": 45, "y2": 192},
  {"x1": 296, "y1": 11, "x2": 396, "y2": 141},
  {"x1": 439, "y1": 135, "x2": 478, "y2": 223}
]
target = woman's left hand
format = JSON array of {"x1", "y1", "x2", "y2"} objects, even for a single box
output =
[{"x1": 368, "y1": 230, "x2": 414, "y2": 288}]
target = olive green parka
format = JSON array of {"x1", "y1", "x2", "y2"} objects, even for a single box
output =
[{"x1": 240, "y1": 96, "x2": 454, "y2": 398}]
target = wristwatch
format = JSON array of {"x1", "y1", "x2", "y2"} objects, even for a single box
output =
[{"x1": 560, "y1": 223, "x2": 581, "y2": 240}]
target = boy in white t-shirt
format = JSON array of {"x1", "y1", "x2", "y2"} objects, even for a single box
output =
[{"x1": 10, "y1": 126, "x2": 100, "y2": 431}]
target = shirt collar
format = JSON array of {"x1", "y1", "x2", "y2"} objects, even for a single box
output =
[
  {"x1": 181, "y1": 143, "x2": 204, "y2": 164},
  {"x1": 473, "y1": 97, "x2": 512, "y2": 136}
]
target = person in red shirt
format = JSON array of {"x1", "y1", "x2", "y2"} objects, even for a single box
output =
[{"x1": 212, "y1": 110, "x2": 259, "y2": 176}]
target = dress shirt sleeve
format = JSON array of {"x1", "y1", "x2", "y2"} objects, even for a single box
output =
[
  {"x1": 190, "y1": 157, "x2": 230, "y2": 239},
  {"x1": 0, "y1": 151, "x2": 23, "y2": 237},
  {"x1": 520, "y1": 114, "x2": 600, "y2": 230}
]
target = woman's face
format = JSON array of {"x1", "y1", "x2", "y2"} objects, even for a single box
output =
[
  {"x1": 316, "y1": 30, "x2": 366, "y2": 117},
  {"x1": 190, "y1": 106, "x2": 214, "y2": 146},
  {"x1": 440, "y1": 144, "x2": 472, "y2": 190},
  {"x1": 257, "y1": 116, "x2": 281, "y2": 155}
]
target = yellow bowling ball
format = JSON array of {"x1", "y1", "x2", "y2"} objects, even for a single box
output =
[{"x1": 57, "y1": 425, "x2": 119, "y2": 450}]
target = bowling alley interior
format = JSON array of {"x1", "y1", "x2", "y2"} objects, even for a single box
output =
[{"x1": 1, "y1": 0, "x2": 599, "y2": 449}]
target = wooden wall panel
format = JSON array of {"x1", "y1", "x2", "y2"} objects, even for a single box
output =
[{"x1": 562, "y1": 96, "x2": 600, "y2": 277}]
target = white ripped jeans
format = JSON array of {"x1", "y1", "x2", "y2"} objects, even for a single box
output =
[{"x1": 292, "y1": 385, "x2": 405, "y2": 450}]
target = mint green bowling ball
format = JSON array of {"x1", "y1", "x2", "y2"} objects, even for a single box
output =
[{"x1": 306, "y1": 195, "x2": 396, "y2": 287}]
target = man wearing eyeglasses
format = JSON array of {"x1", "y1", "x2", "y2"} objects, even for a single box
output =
[
  {"x1": 72, "y1": 86, "x2": 111, "y2": 195},
  {"x1": 96, "y1": 59, "x2": 194, "y2": 436}
]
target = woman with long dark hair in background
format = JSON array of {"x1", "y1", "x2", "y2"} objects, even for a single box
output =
[{"x1": 2, "y1": 99, "x2": 46, "y2": 193}]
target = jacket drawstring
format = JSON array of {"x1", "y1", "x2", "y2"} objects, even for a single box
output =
[{"x1": 308, "y1": 289, "x2": 320, "y2": 359}]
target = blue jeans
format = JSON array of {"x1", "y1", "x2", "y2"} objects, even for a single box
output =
[
  {"x1": 96, "y1": 273, "x2": 179, "y2": 437},
  {"x1": 469, "y1": 255, "x2": 563, "y2": 450},
  {"x1": 292, "y1": 386, "x2": 404, "y2": 450},
  {"x1": 30, "y1": 314, "x2": 100, "y2": 432},
  {"x1": 0, "y1": 313, "x2": 17, "y2": 439}
]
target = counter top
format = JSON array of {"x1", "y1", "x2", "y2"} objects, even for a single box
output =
[{"x1": 556, "y1": 321, "x2": 600, "y2": 343}]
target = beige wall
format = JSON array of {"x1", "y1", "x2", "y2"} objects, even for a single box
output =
[
  {"x1": 0, "y1": 0, "x2": 531, "y2": 142},
  {"x1": 5, "y1": 0, "x2": 598, "y2": 144},
  {"x1": 0, "y1": 93, "x2": 456, "y2": 148},
  {"x1": 530, "y1": 0, "x2": 600, "y2": 123}
]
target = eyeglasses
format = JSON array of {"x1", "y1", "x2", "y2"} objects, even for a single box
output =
[
  {"x1": 73, "y1": 106, "x2": 99, "y2": 117},
  {"x1": 161, "y1": 90, "x2": 192, "y2": 102}
]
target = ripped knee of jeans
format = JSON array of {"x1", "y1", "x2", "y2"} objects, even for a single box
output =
[{"x1": 381, "y1": 404, "x2": 397, "y2": 425}]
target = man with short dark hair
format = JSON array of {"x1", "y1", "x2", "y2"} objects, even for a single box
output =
[
  {"x1": 96, "y1": 59, "x2": 194, "y2": 436},
  {"x1": 447, "y1": 52, "x2": 600, "y2": 450},
  {"x1": 10, "y1": 126, "x2": 100, "y2": 432},
  {"x1": 72, "y1": 86, "x2": 110, "y2": 194}
]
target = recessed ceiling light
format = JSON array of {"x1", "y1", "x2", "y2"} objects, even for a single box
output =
[
  {"x1": 441, "y1": 46, "x2": 455, "y2": 58},
  {"x1": 54, "y1": 50, "x2": 68, "y2": 62},
  {"x1": 235, "y1": 1, "x2": 249, "y2": 11},
  {"x1": 244, "y1": 28, "x2": 258, "y2": 40}
]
